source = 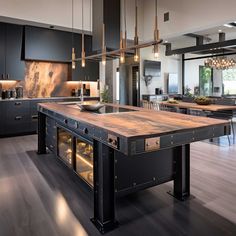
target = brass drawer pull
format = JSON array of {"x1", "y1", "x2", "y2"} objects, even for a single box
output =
[{"x1": 14, "y1": 102, "x2": 22, "y2": 106}]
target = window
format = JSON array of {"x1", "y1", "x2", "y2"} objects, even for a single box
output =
[{"x1": 222, "y1": 69, "x2": 236, "y2": 95}]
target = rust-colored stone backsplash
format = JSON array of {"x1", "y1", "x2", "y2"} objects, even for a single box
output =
[
  {"x1": 1, "y1": 61, "x2": 99, "y2": 98},
  {"x1": 22, "y1": 61, "x2": 69, "y2": 97}
]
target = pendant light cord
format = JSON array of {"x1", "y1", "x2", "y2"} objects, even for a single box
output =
[
  {"x1": 72, "y1": 0, "x2": 74, "y2": 47},
  {"x1": 82, "y1": 0, "x2": 84, "y2": 50}
]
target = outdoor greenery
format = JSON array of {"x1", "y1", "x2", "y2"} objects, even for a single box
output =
[
  {"x1": 199, "y1": 66, "x2": 212, "y2": 96},
  {"x1": 101, "y1": 86, "x2": 109, "y2": 103}
]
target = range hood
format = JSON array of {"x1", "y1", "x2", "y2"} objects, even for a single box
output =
[{"x1": 92, "y1": 0, "x2": 120, "y2": 52}]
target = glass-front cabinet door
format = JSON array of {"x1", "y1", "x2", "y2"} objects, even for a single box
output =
[
  {"x1": 57, "y1": 128, "x2": 73, "y2": 167},
  {"x1": 75, "y1": 138, "x2": 94, "y2": 187}
]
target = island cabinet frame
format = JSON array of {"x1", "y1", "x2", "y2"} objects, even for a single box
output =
[{"x1": 37, "y1": 104, "x2": 230, "y2": 234}]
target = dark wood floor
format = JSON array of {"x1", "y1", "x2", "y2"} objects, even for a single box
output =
[{"x1": 0, "y1": 134, "x2": 236, "y2": 236}]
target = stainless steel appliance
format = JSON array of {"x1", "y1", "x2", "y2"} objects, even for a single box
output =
[{"x1": 15, "y1": 86, "x2": 23, "y2": 98}]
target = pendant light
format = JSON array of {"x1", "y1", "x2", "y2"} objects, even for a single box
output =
[
  {"x1": 120, "y1": 0, "x2": 127, "y2": 64},
  {"x1": 153, "y1": 0, "x2": 159, "y2": 58},
  {"x1": 71, "y1": 0, "x2": 76, "y2": 69},
  {"x1": 102, "y1": 23, "x2": 106, "y2": 66},
  {"x1": 81, "y1": 0, "x2": 86, "y2": 67},
  {"x1": 134, "y1": 0, "x2": 139, "y2": 62}
]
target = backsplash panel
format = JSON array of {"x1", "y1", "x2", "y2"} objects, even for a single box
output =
[
  {"x1": 0, "y1": 61, "x2": 99, "y2": 98},
  {"x1": 23, "y1": 61, "x2": 69, "y2": 97}
]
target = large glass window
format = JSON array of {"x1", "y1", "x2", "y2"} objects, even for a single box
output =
[{"x1": 222, "y1": 69, "x2": 236, "y2": 95}]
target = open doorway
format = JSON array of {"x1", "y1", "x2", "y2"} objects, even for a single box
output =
[{"x1": 132, "y1": 66, "x2": 140, "y2": 106}]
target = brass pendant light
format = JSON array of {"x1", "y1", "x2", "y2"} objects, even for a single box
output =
[
  {"x1": 81, "y1": 0, "x2": 86, "y2": 67},
  {"x1": 153, "y1": 0, "x2": 159, "y2": 58},
  {"x1": 134, "y1": 0, "x2": 139, "y2": 62},
  {"x1": 71, "y1": 0, "x2": 76, "y2": 69},
  {"x1": 102, "y1": 23, "x2": 106, "y2": 66},
  {"x1": 120, "y1": 0, "x2": 127, "y2": 64}
]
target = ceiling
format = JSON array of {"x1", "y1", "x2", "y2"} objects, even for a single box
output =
[{"x1": 166, "y1": 22, "x2": 236, "y2": 54}]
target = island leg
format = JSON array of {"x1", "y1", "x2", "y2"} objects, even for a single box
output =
[
  {"x1": 37, "y1": 112, "x2": 47, "y2": 154},
  {"x1": 172, "y1": 144, "x2": 190, "y2": 201},
  {"x1": 91, "y1": 141, "x2": 118, "y2": 234}
]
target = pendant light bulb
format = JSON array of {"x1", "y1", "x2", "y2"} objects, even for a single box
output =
[
  {"x1": 134, "y1": 49, "x2": 139, "y2": 62},
  {"x1": 72, "y1": 47, "x2": 76, "y2": 70},
  {"x1": 154, "y1": 52, "x2": 159, "y2": 58},
  {"x1": 102, "y1": 57, "x2": 106, "y2": 66},
  {"x1": 154, "y1": 44, "x2": 159, "y2": 58},
  {"x1": 120, "y1": 52, "x2": 125, "y2": 63}
]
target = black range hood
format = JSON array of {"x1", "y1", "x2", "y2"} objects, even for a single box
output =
[{"x1": 92, "y1": 0, "x2": 120, "y2": 52}]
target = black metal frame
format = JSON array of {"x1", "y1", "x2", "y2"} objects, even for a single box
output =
[{"x1": 37, "y1": 107, "x2": 230, "y2": 234}]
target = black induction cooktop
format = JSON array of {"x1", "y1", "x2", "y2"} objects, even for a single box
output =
[{"x1": 94, "y1": 105, "x2": 137, "y2": 114}]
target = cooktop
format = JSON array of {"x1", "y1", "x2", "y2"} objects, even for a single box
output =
[{"x1": 94, "y1": 105, "x2": 137, "y2": 114}]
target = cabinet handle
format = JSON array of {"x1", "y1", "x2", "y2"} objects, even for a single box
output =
[
  {"x1": 15, "y1": 116, "x2": 22, "y2": 120},
  {"x1": 15, "y1": 102, "x2": 22, "y2": 106},
  {"x1": 6, "y1": 74, "x2": 10, "y2": 79},
  {"x1": 1, "y1": 74, "x2": 5, "y2": 80},
  {"x1": 32, "y1": 115, "x2": 38, "y2": 120}
]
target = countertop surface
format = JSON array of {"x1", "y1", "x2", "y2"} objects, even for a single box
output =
[
  {"x1": 160, "y1": 101, "x2": 236, "y2": 111},
  {"x1": 0, "y1": 96, "x2": 99, "y2": 102},
  {"x1": 39, "y1": 102, "x2": 229, "y2": 138}
]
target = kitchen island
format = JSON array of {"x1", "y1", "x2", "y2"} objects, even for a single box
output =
[{"x1": 37, "y1": 102, "x2": 230, "y2": 234}]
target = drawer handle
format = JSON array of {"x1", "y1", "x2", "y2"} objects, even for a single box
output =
[
  {"x1": 1, "y1": 74, "x2": 5, "y2": 80},
  {"x1": 6, "y1": 74, "x2": 10, "y2": 79},
  {"x1": 15, "y1": 102, "x2": 22, "y2": 106},
  {"x1": 15, "y1": 116, "x2": 22, "y2": 120},
  {"x1": 64, "y1": 119, "x2": 68, "y2": 124},
  {"x1": 32, "y1": 115, "x2": 38, "y2": 120}
]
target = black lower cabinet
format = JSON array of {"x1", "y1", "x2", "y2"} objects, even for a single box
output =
[
  {"x1": 5, "y1": 100, "x2": 30, "y2": 136},
  {"x1": 0, "y1": 103, "x2": 5, "y2": 136}
]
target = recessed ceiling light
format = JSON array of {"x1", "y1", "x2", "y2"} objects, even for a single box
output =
[
  {"x1": 218, "y1": 29, "x2": 222, "y2": 32},
  {"x1": 223, "y1": 24, "x2": 233, "y2": 28},
  {"x1": 164, "y1": 40, "x2": 168, "y2": 43}
]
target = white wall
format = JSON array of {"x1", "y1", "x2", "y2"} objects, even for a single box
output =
[
  {"x1": 140, "y1": 45, "x2": 181, "y2": 97},
  {"x1": 0, "y1": 0, "x2": 92, "y2": 32},
  {"x1": 141, "y1": 0, "x2": 236, "y2": 40},
  {"x1": 120, "y1": 0, "x2": 144, "y2": 41}
]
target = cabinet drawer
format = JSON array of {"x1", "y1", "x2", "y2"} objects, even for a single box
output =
[
  {"x1": 6, "y1": 100, "x2": 30, "y2": 115},
  {"x1": 5, "y1": 116, "x2": 30, "y2": 135}
]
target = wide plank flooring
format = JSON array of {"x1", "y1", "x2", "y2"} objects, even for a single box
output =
[{"x1": 0, "y1": 134, "x2": 236, "y2": 236}]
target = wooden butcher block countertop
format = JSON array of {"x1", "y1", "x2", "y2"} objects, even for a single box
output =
[{"x1": 38, "y1": 102, "x2": 229, "y2": 139}]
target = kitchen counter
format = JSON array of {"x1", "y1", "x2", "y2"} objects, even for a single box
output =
[
  {"x1": 37, "y1": 102, "x2": 230, "y2": 234},
  {"x1": 0, "y1": 96, "x2": 99, "y2": 102}
]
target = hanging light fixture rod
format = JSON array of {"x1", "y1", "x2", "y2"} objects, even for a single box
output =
[
  {"x1": 153, "y1": 0, "x2": 160, "y2": 58},
  {"x1": 134, "y1": 0, "x2": 139, "y2": 62},
  {"x1": 74, "y1": 39, "x2": 163, "y2": 62},
  {"x1": 71, "y1": 0, "x2": 76, "y2": 69},
  {"x1": 81, "y1": 0, "x2": 85, "y2": 67}
]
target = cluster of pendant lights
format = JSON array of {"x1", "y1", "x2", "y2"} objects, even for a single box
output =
[
  {"x1": 204, "y1": 57, "x2": 236, "y2": 70},
  {"x1": 71, "y1": 0, "x2": 160, "y2": 69}
]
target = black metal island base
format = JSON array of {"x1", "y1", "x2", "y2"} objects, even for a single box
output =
[{"x1": 37, "y1": 101, "x2": 230, "y2": 234}]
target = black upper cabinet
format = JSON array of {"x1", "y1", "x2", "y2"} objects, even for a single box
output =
[
  {"x1": 24, "y1": 26, "x2": 72, "y2": 62},
  {"x1": 5, "y1": 24, "x2": 25, "y2": 80},
  {"x1": 0, "y1": 23, "x2": 6, "y2": 80},
  {"x1": 0, "y1": 22, "x2": 24, "y2": 81}
]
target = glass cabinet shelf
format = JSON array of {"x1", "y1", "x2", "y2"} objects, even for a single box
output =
[
  {"x1": 76, "y1": 139, "x2": 94, "y2": 187},
  {"x1": 58, "y1": 128, "x2": 73, "y2": 167}
]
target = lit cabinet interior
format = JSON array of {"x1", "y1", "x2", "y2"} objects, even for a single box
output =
[
  {"x1": 57, "y1": 128, "x2": 73, "y2": 167},
  {"x1": 76, "y1": 138, "x2": 93, "y2": 187}
]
